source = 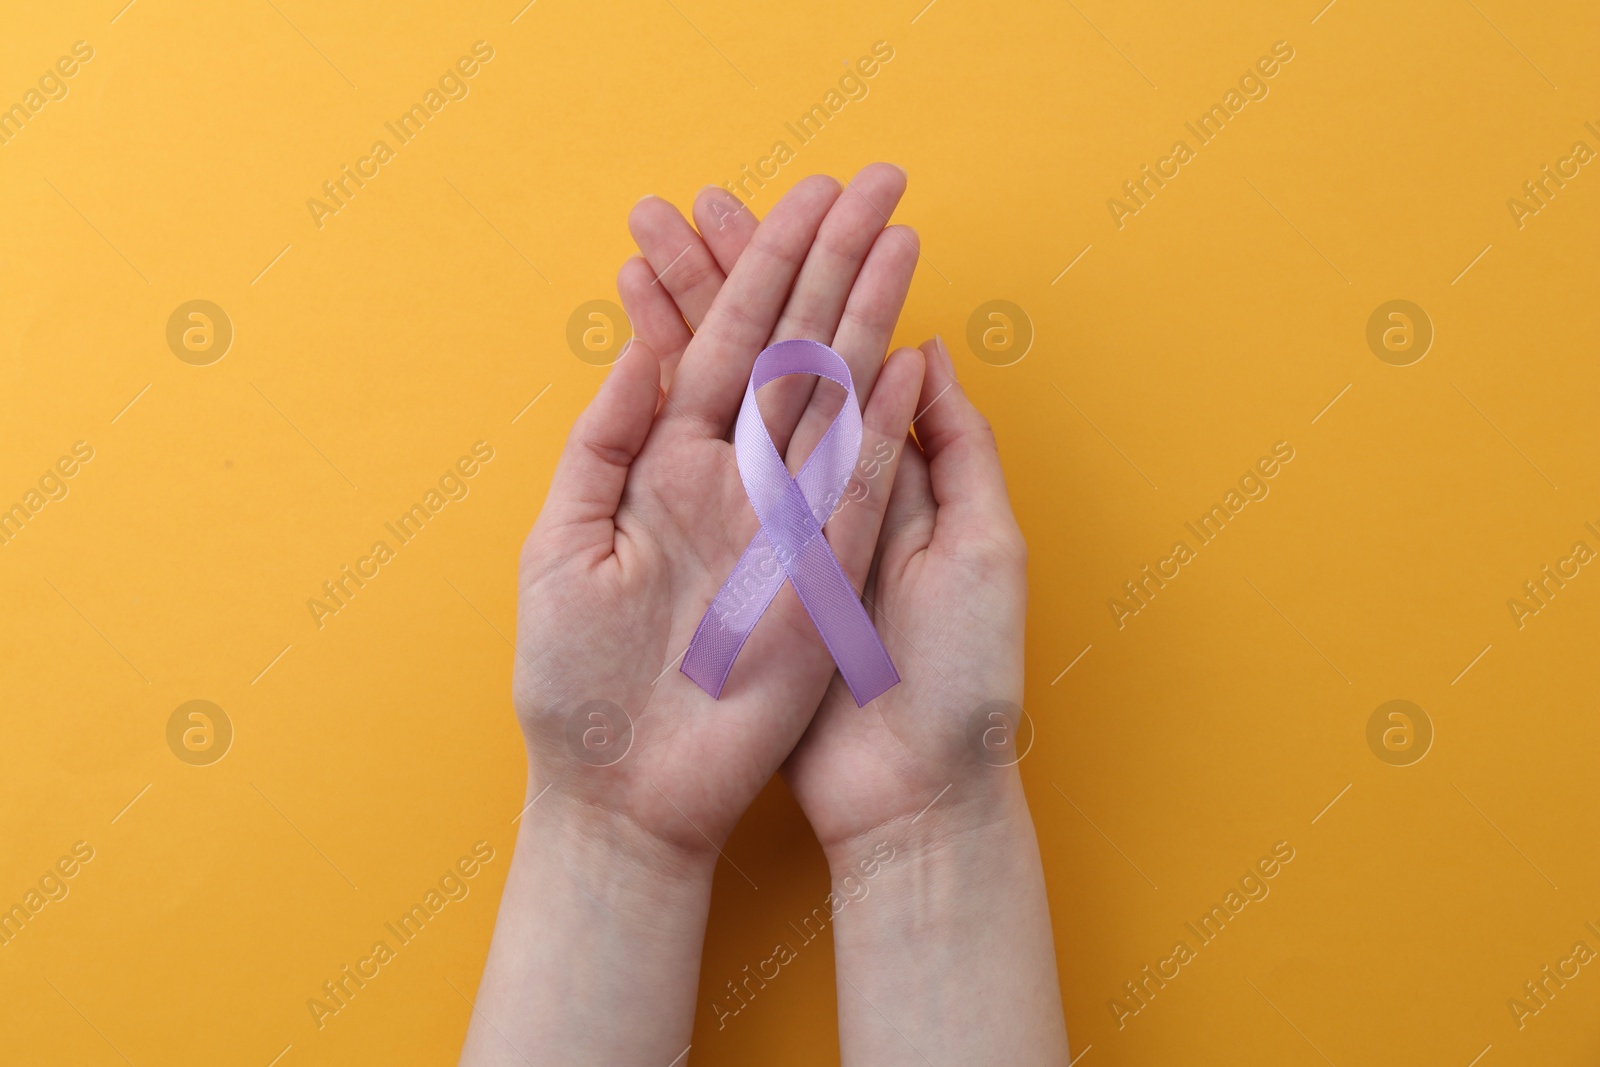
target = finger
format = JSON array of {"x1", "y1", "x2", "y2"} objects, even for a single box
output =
[
  {"x1": 668, "y1": 174, "x2": 842, "y2": 438},
  {"x1": 761, "y1": 164, "x2": 908, "y2": 446},
  {"x1": 879, "y1": 432, "x2": 934, "y2": 558},
  {"x1": 773, "y1": 163, "x2": 906, "y2": 344},
  {"x1": 911, "y1": 337, "x2": 1019, "y2": 540},
  {"x1": 693, "y1": 186, "x2": 759, "y2": 275},
  {"x1": 777, "y1": 224, "x2": 919, "y2": 460},
  {"x1": 628, "y1": 195, "x2": 725, "y2": 331},
  {"x1": 537, "y1": 338, "x2": 662, "y2": 538},
  {"x1": 824, "y1": 347, "x2": 926, "y2": 589},
  {"x1": 618, "y1": 255, "x2": 693, "y2": 386},
  {"x1": 623, "y1": 192, "x2": 759, "y2": 388},
  {"x1": 831, "y1": 224, "x2": 919, "y2": 393}
]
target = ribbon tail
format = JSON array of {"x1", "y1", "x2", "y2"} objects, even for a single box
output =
[
  {"x1": 784, "y1": 534, "x2": 900, "y2": 707},
  {"x1": 681, "y1": 528, "x2": 786, "y2": 698}
]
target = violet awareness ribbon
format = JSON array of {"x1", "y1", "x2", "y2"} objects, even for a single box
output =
[{"x1": 681, "y1": 338, "x2": 899, "y2": 707}]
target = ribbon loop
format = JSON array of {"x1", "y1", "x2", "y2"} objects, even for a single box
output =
[{"x1": 681, "y1": 339, "x2": 899, "y2": 707}]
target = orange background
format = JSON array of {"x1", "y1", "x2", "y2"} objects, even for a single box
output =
[{"x1": 2, "y1": 1, "x2": 1598, "y2": 1064}]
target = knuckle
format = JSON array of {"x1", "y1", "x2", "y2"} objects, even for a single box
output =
[
  {"x1": 816, "y1": 225, "x2": 864, "y2": 266},
  {"x1": 667, "y1": 252, "x2": 717, "y2": 296},
  {"x1": 716, "y1": 294, "x2": 768, "y2": 339},
  {"x1": 754, "y1": 225, "x2": 812, "y2": 274}
]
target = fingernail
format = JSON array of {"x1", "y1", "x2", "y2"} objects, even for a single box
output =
[
  {"x1": 935, "y1": 334, "x2": 957, "y2": 381},
  {"x1": 635, "y1": 194, "x2": 659, "y2": 204},
  {"x1": 884, "y1": 162, "x2": 907, "y2": 180}
]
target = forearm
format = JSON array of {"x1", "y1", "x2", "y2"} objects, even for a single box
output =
[
  {"x1": 826, "y1": 778, "x2": 1070, "y2": 1066},
  {"x1": 461, "y1": 770, "x2": 715, "y2": 1066}
]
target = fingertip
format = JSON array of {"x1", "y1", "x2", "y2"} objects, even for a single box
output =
[
  {"x1": 863, "y1": 346, "x2": 928, "y2": 432},
  {"x1": 626, "y1": 200, "x2": 650, "y2": 239},
  {"x1": 913, "y1": 334, "x2": 986, "y2": 455},
  {"x1": 616, "y1": 251, "x2": 697, "y2": 378},
  {"x1": 918, "y1": 336, "x2": 956, "y2": 392},
  {"x1": 856, "y1": 161, "x2": 908, "y2": 196},
  {"x1": 693, "y1": 184, "x2": 756, "y2": 233},
  {"x1": 617, "y1": 254, "x2": 652, "y2": 290},
  {"x1": 607, "y1": 336, "x2": 662, "y2": 407},
  {"x1": 886, "y1": 344, "x2": 926, "y2": 386},
  {"x1": 693, "y1": 184, "x2": 730, "y2": 210},
  {"x1": 884, "y1": 223, "x2": 919, "y2": 251},
  {"x1": 625, "y1": 335, "x2": 670, "y2": 417},
  {"x1": 791, "y1": 172, "x2": 845, "y2": 206},
  {"x1": 694, "y1": 183, "x2": 738, "y2": 209},
  {"x1": 613, "y1": 261, "x2": 650, "y2": 334},
  {"x1": 627, "y1": 194, "x2": 680, "y2": 242},
  {"x1": 617, "y1": 333, "x2": 655, "y2": 368},
  {"x1": 608, "y1": 336, "x2": 634, "y2": 376}
]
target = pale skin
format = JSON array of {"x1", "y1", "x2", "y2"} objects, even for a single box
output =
[{"x1": 461, "y1": 165, "x2": 1069, "y2": 1066}]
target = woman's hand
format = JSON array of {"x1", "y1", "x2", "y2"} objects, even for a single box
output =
[
  {"x1": 513, "y1": 163, "x2": 923, "y2": 856},
  {"x1": 622, "y1": 177, "x2": 1070, "y2": 1065},
  {"x1": 463, "y1": 165, "x2": 926, "y2": 1066}
]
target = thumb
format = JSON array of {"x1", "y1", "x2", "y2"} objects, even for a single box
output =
[
  {"x1": 912, "y1": 336, "x2": 1019, "y2": 541},
  {"x1": 539, "y1": 338, "x2": 661, "y2": 536}
]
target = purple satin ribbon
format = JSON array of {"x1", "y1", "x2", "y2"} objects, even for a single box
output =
[{"x1": 681, "y1": 339, "x2": 899, "y2": 707}]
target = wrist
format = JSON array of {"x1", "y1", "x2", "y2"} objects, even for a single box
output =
[
  {"x1": 518, "y1": 768, "x2": 721, "y2": 892},
  {"x1": 824, "y1": 798, "x2": 1044, "y2": 950},
  {"x1": 466, "y1": 766, "x2": 717, "y2": 1064},
  {"x1": 821, "y1": 777, "x2": 1070, "y2": 1066},
  {"x1": 820, "y1": 769, "x2": 1031, "y2": 875}
]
